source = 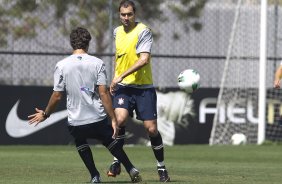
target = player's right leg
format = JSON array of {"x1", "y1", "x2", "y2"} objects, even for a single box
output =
[
  {"x1": 102, "y1": 128, "x2": 141, "y2": 182},
  {"x1": 107, "y1": 127, "x2": 125, "y2": 177},
  {"x1": 107, "y1": 125, "x2": 126, "y2": 177},
  {"x1": 107, "y1": 88, "x2": 131, "y2": 177},
  {"x1": 107, "y1": 112, "x2": 127, "y2": 177}
]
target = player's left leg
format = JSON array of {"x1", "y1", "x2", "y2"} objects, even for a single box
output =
[
  {"x1": 144, "y1": 120, "x2": 170, "y2": 182},
  {"x1": 74, "y1": 139, "x2": 101, "y2": 183},
  {"x1": 68, "y1": 125, "x2": 101, "y2": 183},
  {"x1": 137, "y1": 88, "x2": 170, "y2": 182}
]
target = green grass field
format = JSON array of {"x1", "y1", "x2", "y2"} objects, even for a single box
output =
[{"x1": 1, "y1": 145, "x2": 282, "y2": 184}]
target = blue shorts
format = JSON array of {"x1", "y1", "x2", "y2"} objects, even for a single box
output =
[{"x1": 113, "y1": 85, "x2": 157, "y2": 121}]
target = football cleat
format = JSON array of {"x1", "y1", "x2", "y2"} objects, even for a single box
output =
[
  {"x1": 157, "y1": 166, "x2": 170, "y2": 182},
  {"x1": 107, "y1": 161, "x2": 121, "y2": 177},
  {"x1": 90, "y1": 175, "x2": 101, "y2": 183},
  {"x1": 129, "y1": 167, "x2": 142, "y2": 183}
]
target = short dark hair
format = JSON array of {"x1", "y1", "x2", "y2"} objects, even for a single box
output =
[
  {"x1": 119, "y1": 0, "x2": 136, "y2": 13},
  {"x1": 70, "y1": 27, "x2": 92, "y2": 50}
]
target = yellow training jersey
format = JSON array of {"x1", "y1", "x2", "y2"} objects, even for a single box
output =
[{"x1": 115, "y1": 23, "x2": 153, "y2": 85}]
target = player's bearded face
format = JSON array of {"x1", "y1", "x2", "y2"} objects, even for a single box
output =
[{"x1": 119, "y1": 6, "x2": 135, "y2": 29}]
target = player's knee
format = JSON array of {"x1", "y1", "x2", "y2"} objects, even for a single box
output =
[
  {"x1": 116, "y1": 117, "x2": 127, "y2": 126},
  {"x1": 147, "y1": 127, "x2": 158, "y2": 137}
]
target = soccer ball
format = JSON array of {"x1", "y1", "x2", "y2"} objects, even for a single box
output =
[
  {"x1": 231, "y1": 133, "x2": 247, "y2": 145},
  {"x1": 177, "y1": 69, "x2": 200, "y2": 93}
]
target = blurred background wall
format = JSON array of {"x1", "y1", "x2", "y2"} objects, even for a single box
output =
[
  {"x1": 1, "y1": 0, "x2": 282, "y2": 145},
  {"x1": 1, "y1": 0, "x2": 279, "y2": 88}
]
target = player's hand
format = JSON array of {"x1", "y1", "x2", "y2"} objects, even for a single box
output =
[
  {"x1": 110, "y1": 82, "x2": 116, "y2": 95},
  {"x1": 110, "y1": 77, "x2": 123, "y2": 95},
  {"x1": 28, "y1": 108, "x2": 46, "y2": 126},
  {"x1": 111, "y1": 120, "x2": 120, "y2": 139},
  {"x1": 274, "y1": 79, "x2": 281, "y2": 89}
]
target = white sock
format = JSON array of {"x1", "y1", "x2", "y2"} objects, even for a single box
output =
[{"x1": 113, "y1": 157, "x2": 119, "y2": 163}]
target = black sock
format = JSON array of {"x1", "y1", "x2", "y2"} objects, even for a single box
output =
[
  {"x1": 76, "y1": 141, "x2": 99, "y2": 178},
  {"x1": 117, "y1": 126, "x2": 126, "y2": 147},
  {"x1": 150, "y1": 132, "x2": 164, "y2": 162},
  {"x1": 104, "y1": 133, "x2": 134, "y2": 174},
  {"x1": 110, "y1": 145, "x2": 134, "y2": 173},
  {"x1": 114, "y1": 126, "x2": 126, "y2": 164}
]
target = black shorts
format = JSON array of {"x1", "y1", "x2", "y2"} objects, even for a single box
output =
[
  {"x1": 68, "y1": 117, "x2": 113, "y2": 145},
  {"x1": 113, "y1": 85, "x2": 157, "y2": 121}
]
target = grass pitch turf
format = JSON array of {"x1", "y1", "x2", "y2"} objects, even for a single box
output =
[{"x1": 0, "y1": 145, "x2": 282, "y2": 184}]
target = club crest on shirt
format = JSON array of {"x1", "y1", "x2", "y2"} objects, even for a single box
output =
[{"x1": 118, "y1": 98, "x2": 124, "y2": 105}]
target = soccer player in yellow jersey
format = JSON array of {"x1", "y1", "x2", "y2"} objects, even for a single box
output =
[{"x1": 107, "y1": 0, "x2": 170, "y2": 182}]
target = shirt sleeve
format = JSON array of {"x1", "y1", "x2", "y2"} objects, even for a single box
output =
[
  {"x1": 53, "y1": 64, "x2": 65, "y2": 91},
  {"x1": 136, "y1": 28, "x2": 153, "y2": 54},
  {"x1": 96, "y1": 63, "x2": 107, "y2": 85},
  {"x1": 113, "y1": 28, "x2": 117, "y2": 40}
]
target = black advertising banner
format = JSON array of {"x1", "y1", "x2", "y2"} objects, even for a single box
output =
[
  {"x1": 0, "y1": 85, "x2": 218, "y2": 145},
  {"x1": 0, "y1": 86, "x2": 72, "y2": 145}
]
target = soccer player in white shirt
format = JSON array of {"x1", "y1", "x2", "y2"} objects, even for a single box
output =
[{"x1": 28, "y1": 27, "x2": 141, "y2": 183}]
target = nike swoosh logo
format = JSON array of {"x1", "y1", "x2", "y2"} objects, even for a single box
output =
[
  {"x1": 117, "y1": 53, "x2": 126, "y2": 58},
  {"x1": 6, "y1": 100, "x2": 67, "y2": 138}
]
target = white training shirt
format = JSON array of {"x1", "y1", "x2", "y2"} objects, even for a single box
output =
[{"x1": 53, "y1": 54, "x2": 107, "y2": 126}]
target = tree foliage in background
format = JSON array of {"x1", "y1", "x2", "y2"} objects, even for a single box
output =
[
  {"x1": 168, "y1": 0, "x2": 206, "y2": 40},
  {"x1": 269, "y1": 0, "x2": 282, "y2": 5},
  {"x1": 0, "y1": 0, "x2": 40, "y2": 47},
  {"x1": 0, "y1": 0, "x2": 206, "y2": 53}
]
